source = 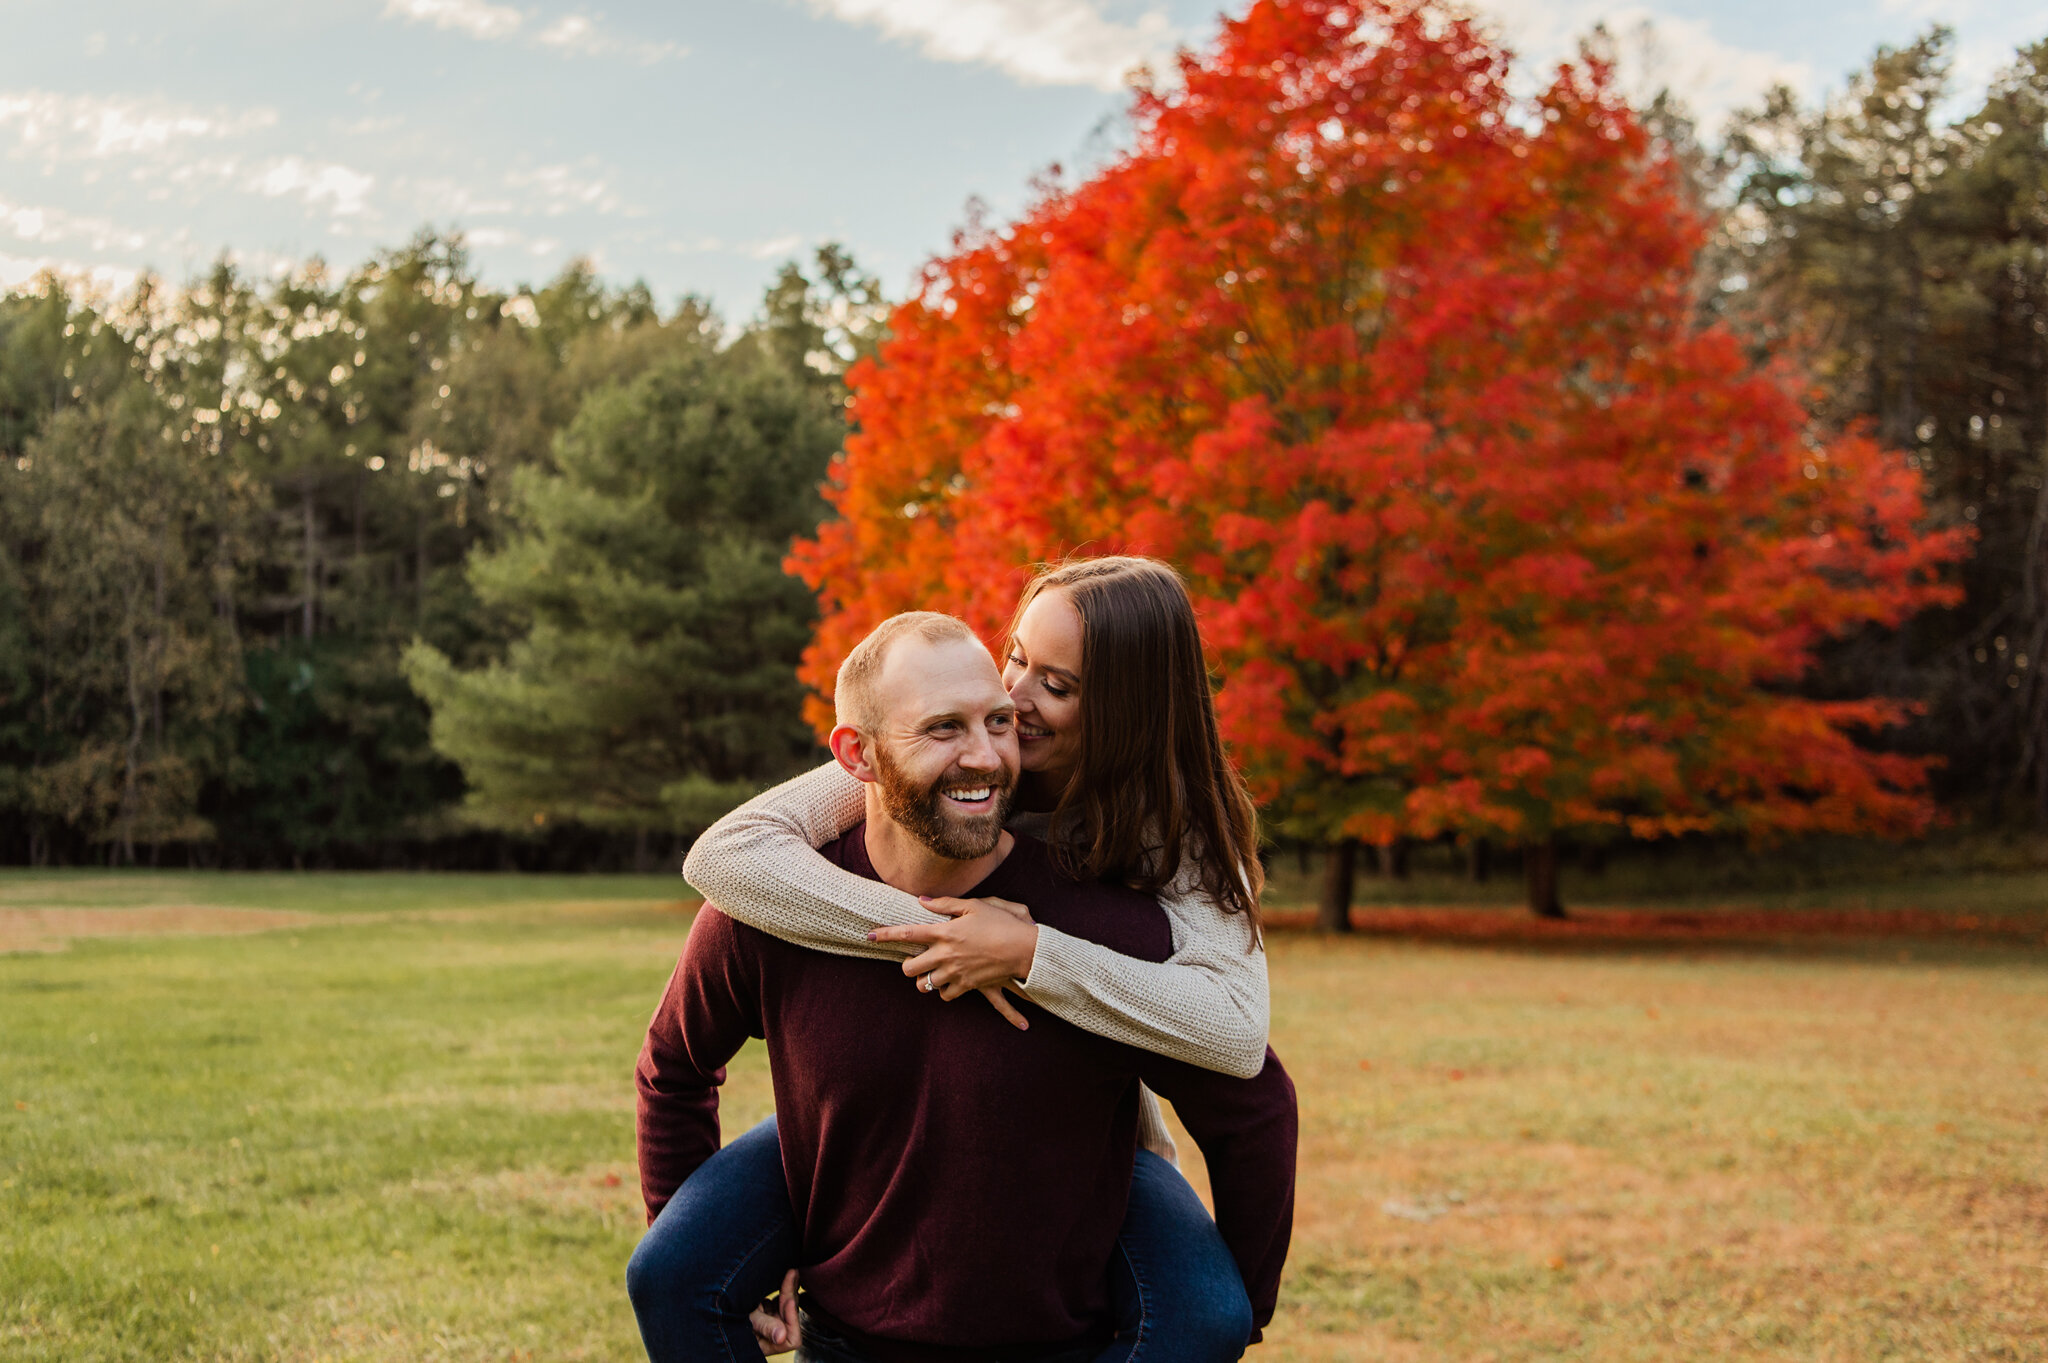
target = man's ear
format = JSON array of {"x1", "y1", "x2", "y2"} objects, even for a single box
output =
[{"x1": 828, "y1": 725, "x2": 879, "y2": 784}]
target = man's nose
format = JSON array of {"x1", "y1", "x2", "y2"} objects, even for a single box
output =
[{"x1": 962, "y1": 720, "x2": 1011, "y2": 773}]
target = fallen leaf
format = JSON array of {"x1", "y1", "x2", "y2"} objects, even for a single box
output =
[
  {"x1": 1358, "y1": 1060, "x2": 1372, "y2": 1071},
  {"x1": 1448, "y1": 1069, "x2": 1465, "y2": 1081}
]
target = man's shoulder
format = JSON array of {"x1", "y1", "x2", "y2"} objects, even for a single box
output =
[
  {"x1": 816, "y1": 823, "x2": 877, "y2": 881},
  {"x1": 684, "y1": 902, "x2": 783, "y2": 961}
]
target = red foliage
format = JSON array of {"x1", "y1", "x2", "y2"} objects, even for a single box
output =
[{"x1": 789, "y1": 0, "x2": 1966, "y2": 857}]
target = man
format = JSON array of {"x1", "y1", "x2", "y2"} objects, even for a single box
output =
[{"x1": 635, "y1": 611, "x2": 1297, "y2": 1361}]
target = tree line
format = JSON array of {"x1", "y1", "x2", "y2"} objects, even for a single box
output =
[
  {"x1": 0, "y1": 14, "x2": 2041, "y2": 883},
  {"x1": 0, "y1": 237, "x2": 879, "y2": 868}
]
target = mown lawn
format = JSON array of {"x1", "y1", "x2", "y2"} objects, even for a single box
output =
[{"x1": 2, "y1": 869, "x2": 2044, "y2": 1361}]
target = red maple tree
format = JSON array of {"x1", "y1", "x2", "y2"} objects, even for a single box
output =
[{"x1": 789, "y1": 0, "x2": 1966, "y2": 920}]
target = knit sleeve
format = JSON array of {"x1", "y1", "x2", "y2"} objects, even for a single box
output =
[
  {"x1": 1020, "y1": 854, "x2": 1270, "y2": 1078},
  {"x1": 683, "y1": 762, "x2": 1271, "y2": 1076},
  {"x1": 681, "y1": 762, "x2": 943, "y2": 964}
]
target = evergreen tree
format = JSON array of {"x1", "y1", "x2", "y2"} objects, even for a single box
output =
[
  {"x1": 1719, "y1": 31, "x2": 2048, "y2": 821},
  {"x1": 404, "y1": 328, "x2": 839, "y2": 854}
]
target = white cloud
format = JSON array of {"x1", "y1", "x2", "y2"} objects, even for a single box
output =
[
  {"x1": 0, "y1": 195, "x2": 150, "y2": 252},
  {"x1": 536, "y1": 14, "x2": 686, "y2": 63},
  {"x1": 1476, "y1": 1, "x2": 1813, "y2": 129},
  {"x1": 807, "y1": 0, "x2": 1178, "y2": 90},
  {"x1": 536, "y1": 13, "x2": 590, "y2": 46},
  {"x1": 381, "y1": 2, "x2": 684, "y2": 63},
  {"x1": 382, "y1": 0, "x2": 524, "y2": 41},
  {"x1": 0, "y1": 249, "x2": 140, "y2": 295},
  {"x1": 504, "y1": 163, "x2": 620, "y2": 215},
  {"x1": 0, "y1": 91, "x2": 276, "y2": 160},
  {"x1": 746, "y1": 233, "x2": 803, "y2": 260},
  {"x1": 252, "y1": 157, "x2": 377, "y2": 218}
]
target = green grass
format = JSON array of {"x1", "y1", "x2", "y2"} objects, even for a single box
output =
[
  {"x1": 3, "y1": 868, "x2": 2045, "y2": 1361},
  {"x1": 0, "y1": 875, "x2": 734, "y2": 1362}
]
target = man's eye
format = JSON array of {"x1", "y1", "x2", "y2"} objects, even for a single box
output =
[
  {"x1": 989, "y1": 714, "x2": 1015, "y2": 730},
  {"x1": 930, "y1": 722, "x2": 959, "y2": 736}
]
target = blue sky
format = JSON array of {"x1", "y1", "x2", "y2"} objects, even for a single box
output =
[{"x1": 2, "y1": 0, "x2": 2040, "y2": 317}]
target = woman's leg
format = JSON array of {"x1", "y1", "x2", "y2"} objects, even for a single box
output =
[
  {"x1": 1099, "y1": 1150, "x2": 1255, "y2": 1363},
  {"x1": 625, "y1": 1115, "x2": 799, "y2": 1363}
]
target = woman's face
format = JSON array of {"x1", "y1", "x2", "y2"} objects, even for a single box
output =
[{"x1": 1003, "y1": 587, "x2": 1085, "y2": 782}]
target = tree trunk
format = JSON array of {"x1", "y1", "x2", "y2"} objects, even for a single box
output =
[
  {"x1": 416, "y1": 508, "x2": 429, "y2": 623},
  {"x1": 303, "y1": 481, "x2": 318, "y2": 640},
  {"x1": 1466, "y1": 837, "x2": 1491, "y2": 883},
  {"x1": 1525, "y1": 837, "x2": 1565, "y2": 918},
  {"x1": 1317, "y1": 839, "x2": 1357, "y2": 933},
  {"x1": 1376, "y1": 837, "x2": 1411, "y2": 880},
  {"x1": 2022, "y1": 454, "x2": 2048, "y2": 828},
  {"x1": 632, "y1": 826, "x2": 653, "y2": 874},
  {"x1": 119, "y1": 608, "x2": 145, "y2": 867}
]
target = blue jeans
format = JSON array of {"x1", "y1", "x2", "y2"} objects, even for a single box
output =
[{"x1": 626, "y1": 1116, "x2": 1253, "y2": 1363}]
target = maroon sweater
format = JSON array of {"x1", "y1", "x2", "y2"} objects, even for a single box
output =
[{"x1": 636, "y1": 827, "x2": 1297, "y2": 1362}]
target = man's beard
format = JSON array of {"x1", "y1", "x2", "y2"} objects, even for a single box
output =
[{"x1": 872, "y1": 742, "x2": 1015, "y2": 861}]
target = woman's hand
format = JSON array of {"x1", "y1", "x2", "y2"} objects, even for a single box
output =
[
  {"x1": 750, "y1": 1268, "x2": 802, "y2": 1355},
  {"x1": 868, "y1": 897, "x2": 1038, "y2": 1029}
]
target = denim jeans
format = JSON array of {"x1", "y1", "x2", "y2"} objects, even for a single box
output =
[{"x1": 626, "y1": 1116, "x2": 1253, "y2": 1363}]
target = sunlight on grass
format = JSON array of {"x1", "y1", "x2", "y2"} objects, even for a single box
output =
[{"x1": 3, "y1": 871, "x2": 2044, "y2": 1361}]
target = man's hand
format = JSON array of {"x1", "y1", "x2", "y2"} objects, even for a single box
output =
[
  {"x1": 750, "y1": 1268, "x2": 802, "y2": 1356},
  {"x1": 868, "y1": 896, "x2": 1038, "y2": 1029}
]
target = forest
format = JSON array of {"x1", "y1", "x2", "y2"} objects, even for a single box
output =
[{"x1": 0, "y1": 18, "x2": 2041, "y2": 890}]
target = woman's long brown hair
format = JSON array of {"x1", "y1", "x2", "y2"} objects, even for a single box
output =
[{"x1": 1008, "y1": 556, "x2": 1264, "y2": 945}]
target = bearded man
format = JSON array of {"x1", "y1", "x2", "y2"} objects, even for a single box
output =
[{"x1": 633, "y1": 611, "x2": 1295, "y2": 1362}]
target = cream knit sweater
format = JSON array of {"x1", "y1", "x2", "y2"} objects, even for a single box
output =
[{"x1": 681, "y1": 761, "x2": 1272, "y2": 1163}]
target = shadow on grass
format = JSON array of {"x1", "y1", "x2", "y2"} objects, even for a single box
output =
[{"x1": 1265, "y1": 903, "x2": 2048, "y2": 967}]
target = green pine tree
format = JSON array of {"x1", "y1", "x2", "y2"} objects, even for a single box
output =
[{"x1": 404, "y1": 331, "x2": 839, "y2": 848}]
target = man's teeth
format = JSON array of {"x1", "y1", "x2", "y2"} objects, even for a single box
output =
[{"x1": 945, "y1": 787, "x2": 993, "y2": 802}]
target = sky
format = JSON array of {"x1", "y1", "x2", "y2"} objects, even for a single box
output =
[{"x1": 1, "y1": 0, "x2": 2041, "y2": 318}]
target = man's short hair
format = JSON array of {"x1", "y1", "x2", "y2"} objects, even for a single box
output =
[{"x1": 835, "y1": 612, "x2": 981, "y2": 732}]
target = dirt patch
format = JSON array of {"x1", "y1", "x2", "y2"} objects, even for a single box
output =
[{"x1": 0, "y1": 906, "x2": 328, "y2": 954}]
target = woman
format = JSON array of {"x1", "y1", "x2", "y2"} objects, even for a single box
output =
[{"x1": 629, "y1": 556, "x2": 1277, "y2": 1361}]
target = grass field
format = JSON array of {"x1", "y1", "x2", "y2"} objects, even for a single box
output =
[{"x1": 3, "y1": 866, "x2": 2045, "y2": 1361}]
